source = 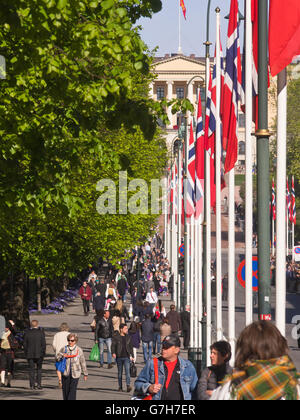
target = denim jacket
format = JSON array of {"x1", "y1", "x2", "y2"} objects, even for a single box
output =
[{"x1": 134, "y1": 356, "x2": 198, "y2": 400}]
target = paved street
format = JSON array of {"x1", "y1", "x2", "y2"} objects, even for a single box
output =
[{"x1": 0, "y1": 293, "x2": 184, "y2": 401}]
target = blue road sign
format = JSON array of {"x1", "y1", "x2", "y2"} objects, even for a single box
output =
[{"x1": 237, "y1": 256, "x2": 259, "y2": 291}]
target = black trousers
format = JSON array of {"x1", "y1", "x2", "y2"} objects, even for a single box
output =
[
  {"x1": 28, "y1": 358, "x2": 43, "y2": 387},
  {"x1": 182, "y1": 329, "x2": 190, "y2": 349},
  {"x1": 82, "y1": 299, "x2": 90, "y2": 314},
  {"x1": 62, "y1": 374, "x2": 79, "y2": 400}
]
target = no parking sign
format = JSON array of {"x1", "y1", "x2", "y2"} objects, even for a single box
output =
[
  {"x1": 294, "y1": 246, "x2": 300, "y2": 262},
  {"x1": 237, "y1": 256, "x2": 259, "y2": 292}
]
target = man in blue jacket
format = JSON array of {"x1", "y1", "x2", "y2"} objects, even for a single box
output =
[{"x1": 134, "y1": 334, "x2": 198, "y2": 400}]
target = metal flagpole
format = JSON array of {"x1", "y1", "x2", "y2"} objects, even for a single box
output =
[
  {"x1": 256, "y1": 0, "x2": 271, "y2": 321},
  {"x1": 245, "y1": 0, "x2": 253, "y2": 326},
  {"x1": 228, "y1": 166, "x2": 235, "y2": 358},
  {"x1": 190, "y1": 215, "x2": 195, "y2": 348},
  {"x1": 215, "y1": 7, "x2": 223, "y2": 341},
  {"x1": 177, "y1": 144, "x2": 182, "y2": 308},
  {"x1": 204, "y1": 0, "x2": 212, "y2": 365},
  {"x1": 276, "y1": 69, "x2": 287, "y2": 336}
]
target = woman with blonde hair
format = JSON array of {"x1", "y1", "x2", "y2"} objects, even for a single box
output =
[
  {"x1": 52, "y1": 323, "x2": 70, "y2": 388},
  {"x1": 56, "y1": 333, "x2": 88, "y2": 400}
]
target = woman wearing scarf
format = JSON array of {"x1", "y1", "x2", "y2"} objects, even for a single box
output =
[
  {"x1": 56, "y1": 333, "x2": 88, "y2": 400},
  {"x1": 197, "y1": 341, "x2": 232, "y2": 400},
  {"x1": 211, "y1": 321, "x2": 300, "y2": 400}
]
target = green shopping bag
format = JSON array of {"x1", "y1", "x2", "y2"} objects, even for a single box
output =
[{"x1": 89, "y1": 343, "x2": 100, "y2": 362}]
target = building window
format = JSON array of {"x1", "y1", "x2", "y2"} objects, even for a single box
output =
[
  {"x1": 157, "y1": 87, "x2": 165, "y2": 100},
  {"x1": 238, "y1": 113, "x2": 245, "y2": 128},
  {"x1": 239, "y1": 141, "x2": 245, "y2": 155},
  {"x1": 176, "y1": 87, "x2": 184, "y2": 99}
]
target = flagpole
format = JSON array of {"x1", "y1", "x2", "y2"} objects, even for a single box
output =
[
  {"x1": 228, "y1": 167, "x2": 235, "y2": 358},
  {"x1": 244, "y1": 0, "x2": 253, "y2": 327},
  {"x1": 178, "y1": 0, "x2": 182, "y2": 54},
  {"x1": 204, "y1": 0, "x2": 212, "y2": 365},
  {"x1": 276, "y1": 68, "x2": 287, "y2": 336},
  {"x1": 215, "y1": 7, "x2": 223, "y2": 341},
  {"x1": 190, "y1": 215, "x2": 195, "y2": 348},
  {"x1": 256, "y1": 0, "x2": 271, "y2": 321},
  {"x1": 177, "y1": 143, "x2": 182, "y2": 308}
]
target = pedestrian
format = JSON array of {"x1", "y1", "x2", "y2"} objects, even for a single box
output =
[
  {"x1": 112, "y1": 324, "x2": 134, "y2": 392},
  {"x1": 56, "y1": 333, "x2": 88, "y2": 400},
  {"x1": 0, "y1": 320, "x2": 17, "y2": 388},
  {"x1": 160, "y1": 318, "x2": 172, "y2": 343},
  {"x1": 79, "y1": 281, "x2": 92, "y2": 315},
  {"x1": 141, "y1": 314, "x2": 154, "y2": 363},
  {"x1": 222, "y1": 274, "x2": 228, "y2": 302},
  {"x1": 166, "y1": 304, "x2": 182, "y2": 336},
  {"x1": 114, "y1": 299, "x2": 130, "y2": 323},
  {"x1": 52, "y1": 323, "x2": 71, "y2": 389},
  {"x1": 211, "y1": 321, "x2": 300, "y2": 400},
  {"x1": 23, "y1": 320, "x2": 46, "y2": 390},
  {"x1": 93, "y1": 291, "x2": 105, "y2": 313},
  {"x1": 152, "y1": 304, "x2": 164, "y2": 355},
  {"x1": 145, "y1": 286, "x2": 158, "y2": 305},
  {"x1": 180, "y1": 305, "x2": 191, "y2": 350},
  {"x1": 197, "y1": 340, "x2": 232, "y2": 400},
  {"x1": 134, "y1": 334, "x2": 198, "y2": 400},
  {"x1": 95, "y1": 310, "x2": 114, "y2": 369},
  {"x1": 128, "y1": 319, "x2": 141, "y2": 363},
  {"x1": 117, "y1": 274, "x2": 128, "y2": 303}
]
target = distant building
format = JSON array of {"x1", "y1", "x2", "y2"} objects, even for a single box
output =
[{"x1": 150, "y1": 52, "x2": 255, "y2": 173}]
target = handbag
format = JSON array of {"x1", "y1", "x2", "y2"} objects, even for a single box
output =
[
  {"x1": 130, "y1": 361, "x2": 137, "y2": 378},
  {"x1": 55, "y1": 346, "x2": 67, "y2": 373},
  {"x1": 143, "y1": 357, "x2": 159, "y2": 401},
  {"x1": 89, "y1": 343, "x2": 100, "y2": 362}
]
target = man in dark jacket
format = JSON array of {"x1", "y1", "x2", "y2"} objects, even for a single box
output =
[
  {"x1": 166, "y1": 305, "x2": 182, "y2": 337},
  {"x1": 23, "y1": 320, "x2": 46, "y2": 390},
  {"x1": 95, "y1": 310, "x2": 113, "y2": 369},
  {"x1": 93, "y1": 291, "x2": 105, "y2": 313},
  {"x1": 180, "y1": 305, "x2": 191, "y2": 350},
  {"x1": 112, "y1": 324, "x2": 134, "y2": 392},
  {"x1": 141, "y1": 314, "x2": 154, "y2": 363},
  {"x1": 117, "y1": 275, "x2": 128, "y2": 302}
]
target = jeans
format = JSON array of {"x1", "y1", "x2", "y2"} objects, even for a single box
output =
[
  {"x1": 142, "y1": 341, "x2": 153, "y2": 363},
  {"x1": 82, "y1": 299, "x2": 90, "y2": 314},
  {"x1": 98, "y1": 338, "x2": 112, "y2": 365},
  {"x1": 153, "y1": 333, "x2": 161, "y2": 354},
  {"x1": 116, "y1": 357, "x2": 130, "y2": 388}
]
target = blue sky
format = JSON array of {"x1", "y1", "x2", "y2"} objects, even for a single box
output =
[{"x1": 137, "y1": 0, "x2": 245, "y2": 57}]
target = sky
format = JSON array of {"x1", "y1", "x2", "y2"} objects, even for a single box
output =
[{"x1": 137, "y1": 0, "x2": 245, "y2": 57}]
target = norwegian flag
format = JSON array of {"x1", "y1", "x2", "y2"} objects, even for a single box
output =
[
  {"x1": 291, "y1": 176, "x2": 296, "y2": 225},
  {"x1": 241, "y1": 0, "x2": 258, "y2": 125},
  {"x1": 185, "y1": 122, "x2": 196, "y2": 218},
  {"x1": 223, "y1": 0, "x2": 243, "y2": 174},
  {"x1": 195, "y1": 90, "x2": 205, "y2": 220},
  {"x1": 287, "y1": 177, "x2": 292, "y2": 223},
  {"x1": 272, "y1": 179, "x2": 276, "y2": 221}
]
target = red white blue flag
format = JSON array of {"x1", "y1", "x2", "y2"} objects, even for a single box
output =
[
  {"x1": 272, "y1": 179, "x2": 276, "y2": 221},
  {"x1": 291, "y1": 176, "x2": 296, "y2": 225},
  {"x1": 186, "y1": 122, "x2": 195, "y2": 218},
  {"x1": 223, "y1": 0, "x2": 243, "y2": 174},
  {"x1": 287, "y1": 177, "x2": 292, "y2": 223},
  {"x1": 195, "y1": 91, "x2": 205, "y2": 220}
]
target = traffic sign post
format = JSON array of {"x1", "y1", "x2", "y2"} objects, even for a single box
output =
[
  {"x1": 294, "y1": 246, "x2": 300, "y2": 262},
  {"x1": 237, "y1": 256, "x2": 259, "y2": 292}
]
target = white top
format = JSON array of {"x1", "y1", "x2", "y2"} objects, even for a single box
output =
[
  {"x1": 52, "y1": 331, "x2": 70, "y2": 357},
  {"x1": 145, "y1": 291, "x2": 158, "y2": 304}
]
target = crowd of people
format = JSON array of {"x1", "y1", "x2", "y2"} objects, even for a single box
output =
[{"x1": 1, "y1": 233, "x2": 300, "y2": 400}]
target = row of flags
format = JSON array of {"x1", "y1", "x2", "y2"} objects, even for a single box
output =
[
  {"x1": 271, "y1": 176, "x2": 297, "y2": 225},
  {"x1": 180, "y1": 0, "x2": 300, "y2": 78}
]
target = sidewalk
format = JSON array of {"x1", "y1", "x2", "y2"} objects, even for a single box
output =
[{"x1": 0, "y1": 292, "x2": 181, "y2": 400}]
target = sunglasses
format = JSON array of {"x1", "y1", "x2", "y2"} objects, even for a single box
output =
[{"x1": 68, "y1": 339, "x2": 76, "y2": 342}]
